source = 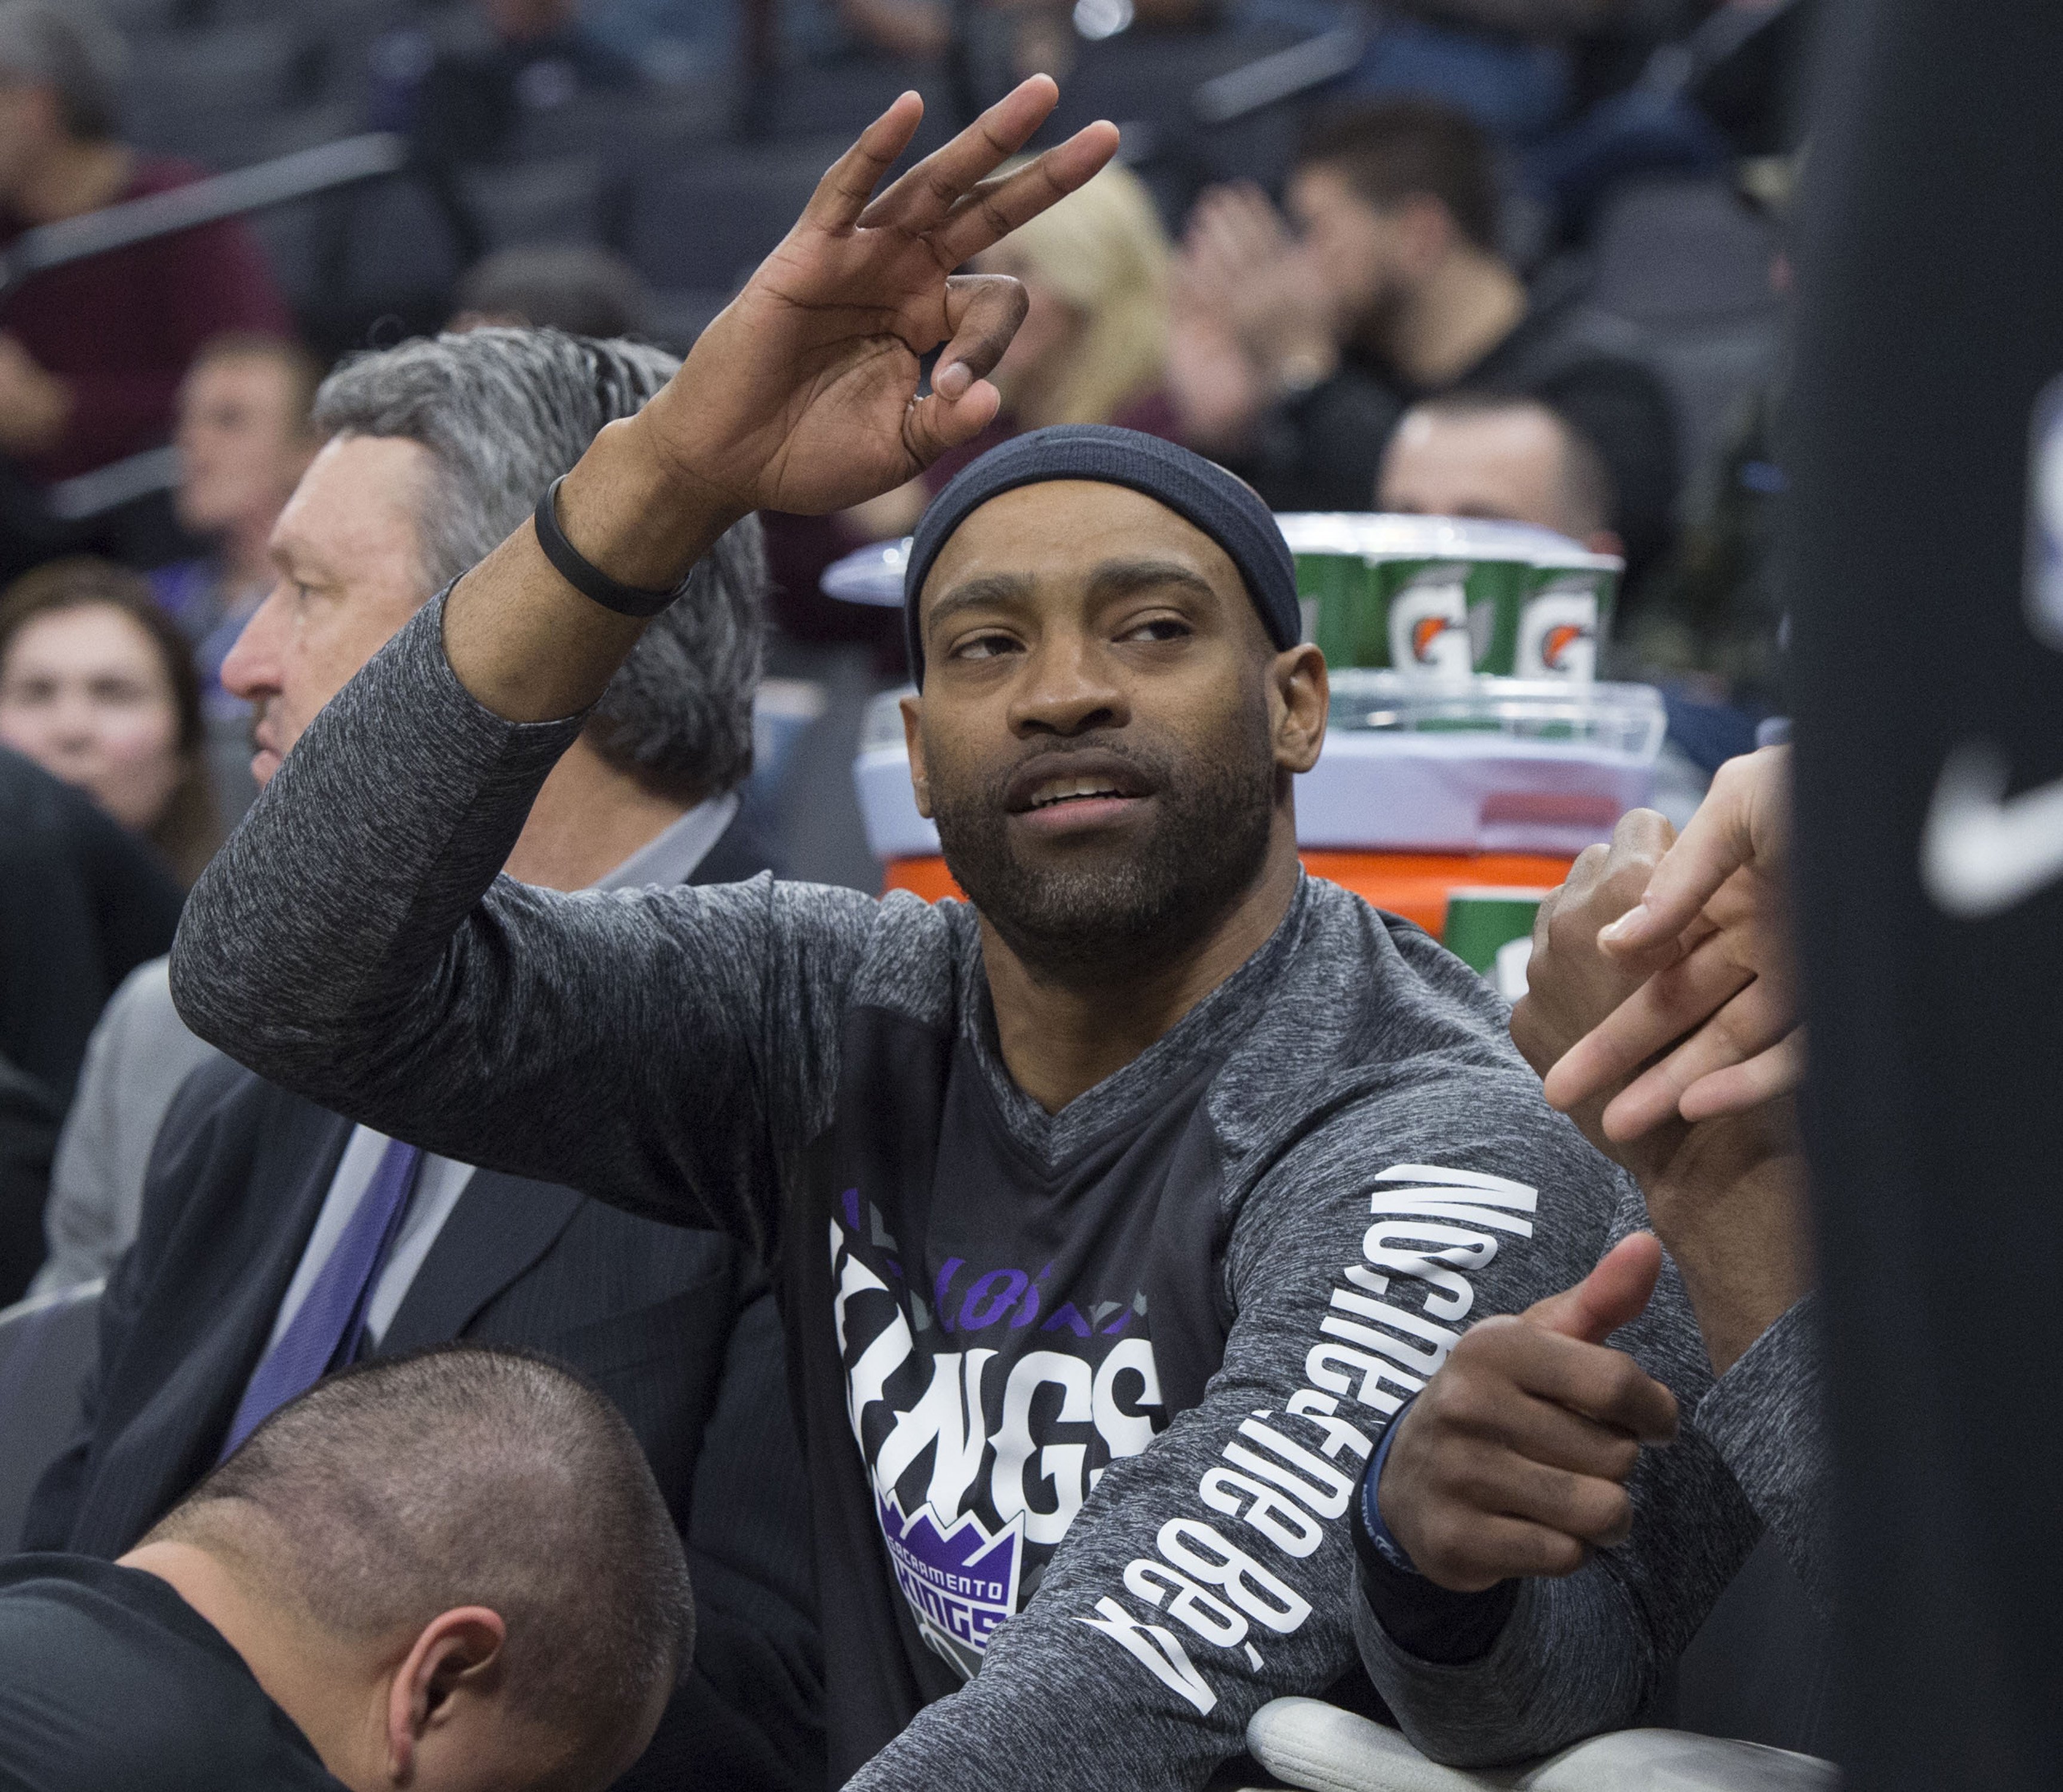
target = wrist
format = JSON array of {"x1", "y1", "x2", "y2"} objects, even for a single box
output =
[{"x1": 558, "y1": 413, "x2": 742, "y2": 593}]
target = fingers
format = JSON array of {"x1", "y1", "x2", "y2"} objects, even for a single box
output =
[
  {"x1": 1601, "y1": 747, "x2": 1789, "y2": 957},
  {"x1": 1521, "y1": 1232, "x2": 1664, "y2": 1351},
  {"x1": 1540, "y1": 931, "x2": 1758, "y2": 1117},
  {"x1": 1676, "y1": 1027, "x2": 1806, "y2": 1122},
  {"x1": 1379, "y1": 1309, "x2": 1679, "y2": 1592},
  {"x1": 855, "y1": 75, "x2": 1058, "y2": 235},
  {"x1": 1597, "y1": 971, "x2": 1796, "y2": 1141},
  {"x1": 803, "y1": 91, "x2": 927, "y2": 234},
  {"x1": 931, "y1": 272, "x2": 1030, "y2": 397},
  {"x1": 928, "y1": 119, "x2": 1120, "y2": 269}
]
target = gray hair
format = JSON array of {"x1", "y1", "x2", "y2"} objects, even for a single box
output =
[
  {"x1": 313, "y1": 328, "x2": 765, "y2": 801},
  {"x1": 0, "y1": 1, "x2": 126, "y2": 141}
]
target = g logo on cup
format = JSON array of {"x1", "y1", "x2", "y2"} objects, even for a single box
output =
[
  {"x1": 1390, "y1": 564, "x2": 1473, "y2": 678},
  {"x1": 1518, "y1": 575, "x2": 1599, "y2": 682}
]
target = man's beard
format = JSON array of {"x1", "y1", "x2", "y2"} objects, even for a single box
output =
[{"x1": 932, "y1": 717, "x2": 1279, "y2": 986}]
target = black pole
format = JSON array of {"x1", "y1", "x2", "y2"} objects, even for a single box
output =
[{"x1": 1789, "y1": 1, "x2": 2063, "y2": 1785}]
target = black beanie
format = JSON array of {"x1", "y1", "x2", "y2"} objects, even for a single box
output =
[{"x1": 902, "y1": 424, "x2": 1299, "y2": 682}]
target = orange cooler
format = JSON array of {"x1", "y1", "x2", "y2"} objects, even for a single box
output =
[{"x1": 858, "y1": 673, "x2": 1664, "y2": 938}]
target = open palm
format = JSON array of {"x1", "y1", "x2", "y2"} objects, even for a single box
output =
[{"x1": 642, "y1": 78, "x2": 1119, "y2": 518}]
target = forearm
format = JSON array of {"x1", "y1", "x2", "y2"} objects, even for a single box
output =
[
  {"x1": 1640, "y1": 1132, "x2": 1813, "y2": 1376},
  {"x1": 1692, "y1": 1297, "x2": 1833, "y2": 1617},
  {"x1": 443, "y1": 413, "x2": 739, "y2": 722}
]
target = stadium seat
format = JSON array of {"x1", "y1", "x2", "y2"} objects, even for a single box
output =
[
  {"x1": 0, "y1": 1281, "x2": 101, "y2": 1554},
  {"x1": 1583, "y1": 174, "x2": 1785, "y2": 484},
  {"x1": 1244, "y1": 1696, "x2": 1837, "y2": 1791},
  {"x1": 459, "y1": 154, "x2": 615, "y2": 249},
  {"x1": 622, "y1": 137, "x2": 845, "y2": 295}
]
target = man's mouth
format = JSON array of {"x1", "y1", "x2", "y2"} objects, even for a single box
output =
[{"x1": 1028, "y1": 775, "x2": 1129, "y2": 810}]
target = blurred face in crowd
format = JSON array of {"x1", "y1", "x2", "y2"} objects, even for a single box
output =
[
  {"x1": 0, "y1": 78, "x2": 65, "y2": 202},
  {"x1": 1285, "y1": 164, "x2": 1445, "y2": 339},
  {"x1": 972, "y1": 245, "x2": 1083, "y2": 408},
  {"x1": 0, "y1": 602, "x2": 186, "y2": 830},
  {"x1": 1380, "y1": 403, "x2": 1617, "y2": 552},
  {"x1": 175, "y1": 352, "x2": 317, "y2": 540},
  {"x1": 220, "y1": 435, "x2": 431, "y2": 787},
  {"x1": 905, "y1": 481, "x2": 1325, "y2": 980}
]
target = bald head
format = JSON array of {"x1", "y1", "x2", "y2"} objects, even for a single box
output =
[
  {"x1": 1379, "y1": 394, "x2": 1618, "y2": 551},
  {"x1": 143, "y1": 1347, "x2": 690, "y2": 1791}
]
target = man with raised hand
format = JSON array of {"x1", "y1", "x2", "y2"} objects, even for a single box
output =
[{"x1": 171, "y1": 80, "x2": 1785, "y2": 1784}]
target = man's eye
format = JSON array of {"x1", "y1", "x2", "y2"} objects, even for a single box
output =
[
  {"x1": 1122, "y1": 617, "x2": 1192, "y2": 643},
  {"x1": 951, "y1": 633, "x2": 1021, "y2": 661}
]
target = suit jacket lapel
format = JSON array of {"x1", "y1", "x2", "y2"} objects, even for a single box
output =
[
  {"x1": 376, "y1": 1171, "x2": 582, "y2": 1354},
  {"x1": 70, "y1": 1093, "x2": 352, "y2": 1555}
]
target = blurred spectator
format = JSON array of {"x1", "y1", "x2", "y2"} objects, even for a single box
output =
[
  {"x1": 151, "y1": 336, "x2": 322, "y2": 707},
  {"x1": 370, "y1": 0, "x2": 642, "y2": 168},
  {"x1": 0, "y1": 557, "x2": 220, "y2": 885},
  {"x1": 0, "y1": 2, "x2": 290, "y2": 492},
  {"x1": 842, "y1": 160, "x2": 1177, "y2": 542},
  {"x1": 1169, "y1": 99, "x2": 1677, "y2": 575},
  {"x1": 0, "y1": 742, "x2": 181, "y2": 1109},
  {"x1": 450, "y1": 244, "x2": 653, "y2": 339},
  {"x1": 1379, "y1": 389, "x2": 1623, "y2": 554}
]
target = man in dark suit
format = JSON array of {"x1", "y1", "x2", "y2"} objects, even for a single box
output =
[{"x1": 19, "y1": 329, "x2": 821, "y2": 1792}]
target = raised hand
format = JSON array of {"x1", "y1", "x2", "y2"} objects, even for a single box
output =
[
  {"x1": 1543, "y1": 746, "x2": 1798, "y2": 1142},
  {"x1": 1377, "y1": 1234, "x2": 1679, "y2": 1593},
  {"x1": 634, "y1": 78, "x2": 1119, "y2": 520}
]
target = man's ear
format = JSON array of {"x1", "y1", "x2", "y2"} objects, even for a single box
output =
[
  {"x1": 900, "y1": 691, "x2": 934, "y2": 819},
  {"x1": 385, "y1": 1607, "x2": 507, "y2": 1781},
  {"x1": 1269, "y1": 642, "x2": 1328, "y2": 775}
]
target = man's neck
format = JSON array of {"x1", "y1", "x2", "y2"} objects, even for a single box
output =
[
  {"x1": 119, "y1": 1539, "x2": 382, "y2": 1781},
  {"x1": 500, "y1": 734, "x2": 696, "y2": 892},
  {"x1": 1377, "y1": 247, "x2": 1528, "y2": 389},
  {"x1": 979, "y1": 824, "x2": 1301, "y2": 1114},
  {"x1": 14, "y1": 137, "x2": 133, "y2": 226}
]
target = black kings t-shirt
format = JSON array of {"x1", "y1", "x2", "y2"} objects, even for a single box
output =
[
  {"x1": 0, "y1": 1554, "x2": 346, "y2": 1790},
  {"x1": 821, "y1": 1020, "x2": 1236, "y2": 1685}
]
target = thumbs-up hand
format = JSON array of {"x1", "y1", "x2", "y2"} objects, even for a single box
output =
[{"x1": 1376, "y1": 1235, "x2": 1680, "y2": 1594}]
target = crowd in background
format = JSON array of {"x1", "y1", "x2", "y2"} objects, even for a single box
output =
[{"x1": 0, "y1": 2, "x2": 1825, "y2": 1785}]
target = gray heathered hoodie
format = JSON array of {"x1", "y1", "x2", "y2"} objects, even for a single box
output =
[{"x1": 170, "y1": 589, "x2": 1826, "y2": 1785}]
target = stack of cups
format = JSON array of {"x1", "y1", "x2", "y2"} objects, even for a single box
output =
[{"x1": 1279, "y1": 514, "x2": 1622, "y2": 683}]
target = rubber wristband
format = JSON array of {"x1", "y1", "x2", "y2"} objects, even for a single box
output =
[{"x1": 531, "y1": 475, "x2": 687, "y2": 618}]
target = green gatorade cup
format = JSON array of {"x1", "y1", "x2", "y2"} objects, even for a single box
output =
[
  {"x1": 1441, "y1": 887, "x2": 1552, "y2": 975},
  {"x1": 1516, "y1": 544, "x2": 1623, "y2": 682}
]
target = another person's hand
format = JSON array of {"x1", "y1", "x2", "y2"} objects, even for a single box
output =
[
  {"x1": 636, "y1": 78, "x2": 1118, "y2": 522},
  {"x1": 1178, "y1": 182, "x2": 1339, "y2": 391},
  {"x1": 1511, "y1": 808, "x2": 1675, "y2": 1157},
  {"x1": 1543, "y1": 745, "x2": 1798, "y2": 1143},
  {"x1": 1379, "y1": 1233, "x2": 1679, "y2": 1593},
  {"x1": 0, "y1": 333, "x2": 72, "y2": 458}
]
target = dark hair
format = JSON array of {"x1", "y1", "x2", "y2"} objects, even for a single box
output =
[
  {"x1": 1402, "y1": 389, "x2": 1619, "y2": 538},
  {"x1": 149, "y1": 1346, "x2": 693, "y2": 1776},
  {"x1": 314, "y1": 328, "x2": 764, "y2": 802},
  {"x1": 0, "y1": 556, "x2": 221, "y2": 883},
  {"x1": 0, "y1": 1, "x2": 125, "y2": 142},
  {"x1": 186, "y1": 332, "x2": 326, "y2": 443},
  {"x1": 1295, "y1": 99, "x2": 1499, "y2": 256},
  {"x1": 453, "y1": 246, "x2": 652, "y2": 341}
]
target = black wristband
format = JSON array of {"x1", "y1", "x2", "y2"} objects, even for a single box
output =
[{"x1": 531, "y1": 475, "x2": 687, "y2": 618}]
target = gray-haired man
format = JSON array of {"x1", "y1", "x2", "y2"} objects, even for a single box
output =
[{"x1": 20, "y1": 329, "x2": 820, "y2": 1792}]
